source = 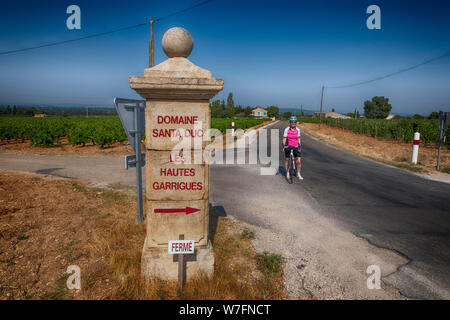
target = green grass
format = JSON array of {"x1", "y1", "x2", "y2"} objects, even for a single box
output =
[
  {"x1": 40, "y1": 274, "x2": 72, "y2": 300},
  {"x1": 60, "y1": 239, "x2": 83, "y2": 263},
  {"x1": 241, "y1": 227, "x2": 255, "y2": 239},
  {"x1": 256, "y1": 251, "x2": 285, "y2": 273}
]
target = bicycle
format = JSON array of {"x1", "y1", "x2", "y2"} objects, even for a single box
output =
[{"x1": 284, "y1": 146, "x2": 300, "y2": 184}]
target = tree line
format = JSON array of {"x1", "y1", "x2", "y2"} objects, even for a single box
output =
[
  {"x1": 0, "y1": 105, "x2": 43, "y2": 116},
  {"x1": 362, "y1": 96, "x2": 443, "y2": 120},
  {"x1": 0, "y1": 105, "x2": 117, "y2": 116},
  {"x1": 210, "y1": 92, "x2": 280, "y2": 119}
]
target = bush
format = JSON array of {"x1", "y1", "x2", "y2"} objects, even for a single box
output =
[{"x1": 256, "y1": 251, "x2": 285, "y2": 273}]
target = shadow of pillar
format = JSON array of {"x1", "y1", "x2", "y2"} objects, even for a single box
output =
[{"x1": 208, "y1": 204, "x2": 227, "y2": 246}]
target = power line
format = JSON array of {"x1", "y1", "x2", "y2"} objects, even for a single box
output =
[
  {"x1": 326, "y1": 51, "x2": 450, "y2": 89},
  {"x1": 0, "y1": 23, "x2": 149, "y2": 55},
  {"x1": 0, "y1": 0, "x2": 213, "y2": 56},
  {"x1": 155, "y1": 0, "x2": 212, "y2": 22}
]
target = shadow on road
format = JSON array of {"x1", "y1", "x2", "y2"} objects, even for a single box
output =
[{"x1": 35, "y1": 168, "x2": 64, "y2": 175}]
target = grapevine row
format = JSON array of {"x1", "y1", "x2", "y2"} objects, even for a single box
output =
[
  {"x1": 302, "y1": 117, "x2": 449, "y2": 147},
  {"x1": 0, "y1": 116, "x2": 270, "y2": 147}
]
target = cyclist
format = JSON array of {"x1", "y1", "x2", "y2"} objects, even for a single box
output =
[{"x1": 283, "y1": 116, "x2": 303, "y2": 180}]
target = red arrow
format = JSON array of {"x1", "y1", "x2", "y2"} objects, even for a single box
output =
[{"x1": 154, "y1": 207, "x2": 200, "y2": 215}]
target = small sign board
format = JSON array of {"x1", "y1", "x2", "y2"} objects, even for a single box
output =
[
  {"x1": 125, "y1": 154, "x2": 146, "y2": 170},
  {"x1": 168, "y1": 240, "x2": 195, "y2": 255},
  {"x1": 114, "y1": 97, "x2": 145, "y2": 154}
]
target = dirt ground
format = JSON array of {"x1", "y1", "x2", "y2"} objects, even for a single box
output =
[
  {"x1": 0, "y1": 170, "x2": 286, "y2": 300},
  {"x1": 301, "y1": 123, "x2": 450, "y2": 176}
]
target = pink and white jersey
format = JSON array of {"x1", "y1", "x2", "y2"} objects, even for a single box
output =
[{"x1": 283, "y1": 127, "x2": 301, "y2": 147}]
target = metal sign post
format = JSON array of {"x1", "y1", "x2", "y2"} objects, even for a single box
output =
[
  {"x1": 437, "y1": 112, "x2": 449, "y2": 170},
  {"x1": 114, "y1": 98, "x2": 146, "y2": 222}
]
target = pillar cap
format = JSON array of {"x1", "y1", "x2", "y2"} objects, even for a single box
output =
[
  {"x1": 162, "y1": 27, "x2": 193, "y2": 58},
  {"x1": 130, "y1": 27, "x2": 223, "y2": 100}
]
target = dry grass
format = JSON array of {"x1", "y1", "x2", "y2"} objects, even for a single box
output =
[
  {"x1": 301, "y1": 123, "x2": 450, "y2": 174},
  {"x1": 0, "y1": 170, "x2": 286, "y2": 300}
]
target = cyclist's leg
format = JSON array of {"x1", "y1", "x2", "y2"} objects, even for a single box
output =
[
  {"x1": 296, "y1": 157, "x2": 301, "y2": 174},
  {"x1": 294, "y1": 148, "x2": 301, "y2": 174},
  {"x1": 284, "y1": 147, "x2": 290, "y2": 174}
]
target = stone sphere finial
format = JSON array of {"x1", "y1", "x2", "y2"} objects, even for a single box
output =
[{"x1": 162, "y1": 27, "x2": 193, "y2": 58}]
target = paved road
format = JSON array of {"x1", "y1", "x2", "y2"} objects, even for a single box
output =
[
  {"x1": 210, "y1": 121, "x2": 450, "y2": 299},
  {"x1": 290, "y1": 124, "x2": 450, "y2": 299},
  {"x1": 1, "y1": 121, "x2": 449, "y2": 299}
]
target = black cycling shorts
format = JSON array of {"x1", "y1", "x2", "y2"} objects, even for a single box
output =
[{"x1": 285, "y1": 146, "x2": 301, "y2": 159}]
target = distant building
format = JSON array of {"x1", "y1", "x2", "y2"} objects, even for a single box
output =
[
  {"x1": 252, "y1": 107, "x2": 269, "y2": 119},
  {"x1": 34, "y1": 113, "x2": 48, "y2": 118},
  {"x1": 386, "y1": 114, "x2": 396, "y2": 120},
  {"x1": 314, "y1": 111, "x2": 351, "y2": 119}
]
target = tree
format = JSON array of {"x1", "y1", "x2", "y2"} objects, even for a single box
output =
[
  {"x1": 222, "y1": 107, "x2": 234, "y2": 118},
  {"x1": 283, "y1": 111, "x2": 292, "y2": 119},
  {"x1": 244, "y1": 106, "x2": 252, "y2": 117},
  {"x1": 13, "y1": 105, "x2": 17, "y2": 115},
  {"x1": 6, "y1": 105, "x2": 11, "y2": 114},
  {"x1": 363, "y1": 96, "x2": 392, "y2": 119},
  {"x1": 266, "y1": 105, "x2": 279, "y2": 118},
  {"x1": 235, "y1": 105, "x2": 244, "y2": 115},
  {"x1": 211, "y1": 99, "x2": 224, "y2": 118},
  {"x1": 224, "y1": 93, "x2": 235, "y2": 118},
  {"x1": 347, "y1": 109, "x2": 360, "y2": 119},
  {"x1": 412, "y1": 114, "x2": 424, "y2": 119},
  {"x1": 428, "y1": 111, "x2": 441, "y2": 119},
  {"x1": 226, "y1": 92, "x2": 235, "y2": 109},
  {"x1": 331, "y1": 108, "x2": 335, "y2": 112}
]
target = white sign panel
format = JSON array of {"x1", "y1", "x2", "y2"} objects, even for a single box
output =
[{"x1": 168, "y1": 240, "x2": 195, "y2": 254}]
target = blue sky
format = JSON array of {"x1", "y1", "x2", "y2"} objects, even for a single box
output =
[{"x1": 0, "y1": 0, "x2": 449, "y2": 115}]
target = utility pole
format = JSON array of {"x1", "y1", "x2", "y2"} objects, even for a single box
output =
[
  {"x1": 354, "y1": 107, "x2": 357, "y2": 119},
  {"x1": 149, "y1": 17, "x2": 155, "y2": 68},
  {"x1": 300, "y1": 104, "x2": 303, "y2": 121},
  {"x1": 319, "y1": 85, "x2": 324, "y2": 129}
]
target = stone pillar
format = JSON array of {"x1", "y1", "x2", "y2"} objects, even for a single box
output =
[{"x1": 130, "y1": 27, "x2": 223, "y2": 279}]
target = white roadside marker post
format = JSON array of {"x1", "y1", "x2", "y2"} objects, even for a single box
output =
[
  {"x1": 411, "y1": 131, "x2": 420, "y2": 164},
  {"x1": 231, "y1": 121, "x2": 235, "y2": 136}
]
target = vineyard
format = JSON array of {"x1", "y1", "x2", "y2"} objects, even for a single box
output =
[
  {"x1": 0, "y1": 116, "x2": 271, "y2": 147},
  {"x1": 301, "y1": 117, "x2": 449, "y2": 148},
  {"x1": 210, "y1": 118, "x2": 270, "y2": 133}
]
